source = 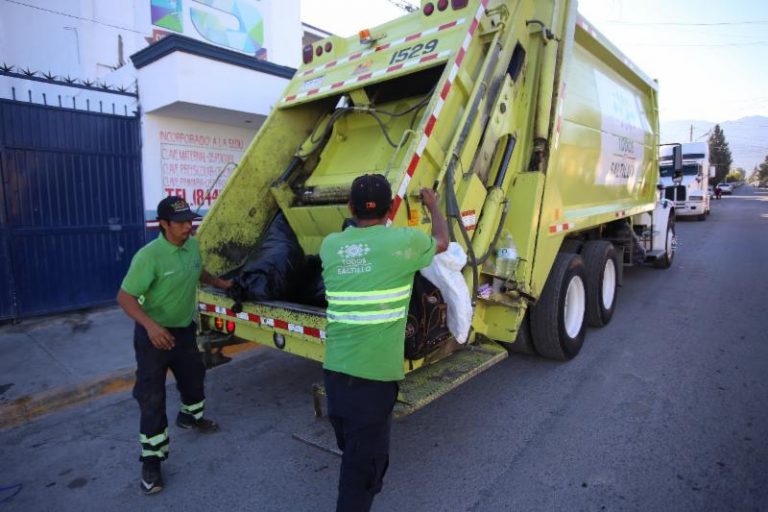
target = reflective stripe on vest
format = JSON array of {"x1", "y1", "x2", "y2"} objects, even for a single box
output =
[
  {"x1": 326, "y1": 306, "x2": 407, "y2": 325},
  {"x1": 326, "y1": 284, "x2": 412, "y2": 306}
]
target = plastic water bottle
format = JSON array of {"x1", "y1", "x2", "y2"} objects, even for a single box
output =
[{"x1": 496, "y1": 234, "x2": 518, "y2": 279}]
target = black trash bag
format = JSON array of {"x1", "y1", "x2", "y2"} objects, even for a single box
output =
[
  {"x1": 404, "y1": 272, "x2": 452, "y2": 360},
  {"x1": 293, "y1": 255, "x2": 327, "y2": 308},
  {"x1": 227, "y1": 213, "x2": 305, "y2": 302}
]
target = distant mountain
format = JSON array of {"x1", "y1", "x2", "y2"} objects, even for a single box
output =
[{"x1": 661, "y1": 116, "x2": 768, "y2": 172}]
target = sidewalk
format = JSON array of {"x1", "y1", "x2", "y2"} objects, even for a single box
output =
[{"x1": 0, "y1": 306, "x2": 255, "y2": 430}]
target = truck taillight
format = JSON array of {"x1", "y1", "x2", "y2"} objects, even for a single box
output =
[
  {"x1": 315, "y1": 45, "x2": 323, "y2": 57},
  {"x1": 451, "y1": 0, "x2": 469, "y2": 9},
  {"x1": 324, "y1": 42, "x2": 333, "y2": 52},
  {"x1": 423, "y1": 2, "x2": 434, "y2": 15},
  {"x1": 226, "y1": 320, "x2": 236, "y2": 334},
  {"x1": 302, "y1": 44, "x2": 313, "y2": 64},
  {"x1": 437, "y1": 0, "x2": 448, "y2": 10},
  {"x1": 214, "y1": 317, "x2": 224, "y2": 331}
]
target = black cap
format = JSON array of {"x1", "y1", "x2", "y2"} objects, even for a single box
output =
[
  {"x1": 350, "y1": 174, "x2": 392, "y2": 219},
  {"x1": 157, "y1": 196, "x2": 200, "y2": 222}
]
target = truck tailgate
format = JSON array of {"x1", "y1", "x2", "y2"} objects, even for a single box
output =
[{"x1": 197, "y1": 286, "x2": 327, "y2": 362}]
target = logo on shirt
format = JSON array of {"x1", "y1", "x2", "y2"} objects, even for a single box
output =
[
  {"x1": 337, "y1": 243, "x2": 370, "y2": 259},
  {"x1": 337, "y1": 243, "x2": 372, "y2": 275}
]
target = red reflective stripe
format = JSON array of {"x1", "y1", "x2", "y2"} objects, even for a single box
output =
[
  {"x1": 325, "y1": 60, "x2": 338, "y2": 68},
  {"x1": 305, "y1": 327, "x2": 321, "y2": 338},
  {"x1": 439, "y1": 21, "x2": 457, "y2": 30},
  {"x1": 332, "y1": 81, "x2": 345, "y2": 89},
  {"x1": 349, "y1": 52, "x2": 363, "y2": 60},
  {"x1": 420, "y1": 53, "x2": 438, "y2": 63},
  {"x1": 285, "y1": 95, "x2": 297, "y2": 102},
  {"x1": 274, "y1": 319, "x2": 289, "y2": 330},
  {"x1": 405, "y1": 33, "x2": 421, "y2": 42},
  {"x1": 376, "y1": 43, "x2": 390, "y2": 51},
  {"x1": 307, "y1": 88, "x2": 320, "y2": 95},
  {"x1": 468, "y1": 18, "x2": 479, "y2": 36},
  {"x1": 455, "y1": 47, "x2": 466, "y2": 66},
  {"x1": 424, "y1": 115, "x2": 437, "y2": 137},
  {"x1": 440, "y1": 81, "x2": 451, "y2": 100},
  {"x1": 406, "y1": 154, "x2": 421, "y2": 176},
  {"x1": 389, "y1": 196, "x2": 403, "y2": 221},
  {"x1": 387, "y1": 63, "x2": 404, "y2": 72},
  {"x1": 357, "y1": 72, "x2": 373, "y2": 81}
]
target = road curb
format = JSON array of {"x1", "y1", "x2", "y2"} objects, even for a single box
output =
[
  {"x1": 0, "y1": 368, "x2": 136, "y2": 430},
  {"x1": 0, "y1": 342, "x2": 260, "y2": 431}
]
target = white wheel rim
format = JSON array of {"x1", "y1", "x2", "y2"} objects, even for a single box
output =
[
  {"x1": 601, "y1": 258, "x2": 616, "y2": 310},
  {"x1": 564, "y1": 275, "x2": 586, "y2": 339}
]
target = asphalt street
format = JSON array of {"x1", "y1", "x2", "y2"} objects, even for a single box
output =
[{"x1": 1, "y1": 187, "x2": 766, "y2": 511}]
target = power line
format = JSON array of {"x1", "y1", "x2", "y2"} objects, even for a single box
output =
[
  {"x1": 3, "y1": 0, "x2": 146, "y2": 35},
  {"x1": 602, "y1": 19, "x2": 768, "y2": 26},
  {"x1": 623, "y1": 40, "x2": 768, "y2": 47}
]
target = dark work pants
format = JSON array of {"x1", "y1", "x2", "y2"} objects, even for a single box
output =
[
  {"x1": 133, "y1": 322, "x2": 206, "y2": 464},
  {"x1": 324, "y1": 370, "x2": 398, "y2": 512}
]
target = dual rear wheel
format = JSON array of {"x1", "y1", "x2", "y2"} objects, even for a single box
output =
[{"x1": 530, "y1": 241, "x2": 618, "y2": 361}]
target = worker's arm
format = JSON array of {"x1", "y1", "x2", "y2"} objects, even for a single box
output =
[
  {"x1": 116, "y1": 289, "x2": 175, "y2": 350},
  {"x1": 420, "y1": 188, "x2": 449, "y2": 254},
  {"x1": 200, "y1": 270, "x2": 233, "y2": 289}
]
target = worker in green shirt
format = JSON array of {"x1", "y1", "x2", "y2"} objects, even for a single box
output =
[
  {"x1": 320, "y1": 174, "x2": 449, "y2": 512},
  {"x1": 117, "y1": 196, "x2": 231, "y2": 495}
]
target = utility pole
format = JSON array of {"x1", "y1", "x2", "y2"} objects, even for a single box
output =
[{"x1": 689, "y1": 124, "x2": 693, "y2": 143}]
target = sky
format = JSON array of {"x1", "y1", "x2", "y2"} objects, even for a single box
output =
[{"x1": 299, "y1": 0, "x2": 768, "y2": 124}]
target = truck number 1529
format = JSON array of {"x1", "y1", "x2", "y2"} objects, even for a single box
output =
[{"x1": 389, "y1": 39, "x2": 439, "y2": 65}]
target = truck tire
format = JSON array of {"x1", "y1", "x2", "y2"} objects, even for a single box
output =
[
  {"x1": 500, "y1": 311, "x2": 537, "y2": 356},
  {"x1": 530, "y1": 253, "x2": 587, "y2": 360},
  {"x1": 654, "y1": 220, "x2": 676, "y2": 269},
  {"x1": 582, "y1": 241, "x2": 618, "y2": 328}
]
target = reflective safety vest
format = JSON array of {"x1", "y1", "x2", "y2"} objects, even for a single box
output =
[{"x1": 326, "y1": 284, "x2": 412, "y2": 325}]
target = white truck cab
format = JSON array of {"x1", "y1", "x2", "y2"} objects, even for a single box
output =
[{"x1": 659, "y1": 141, "x2": 715, "y2": 221}]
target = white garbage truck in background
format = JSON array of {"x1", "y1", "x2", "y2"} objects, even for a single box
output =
[{"x1": 659, "y1": 141, "x2": 715, "y2": 220}]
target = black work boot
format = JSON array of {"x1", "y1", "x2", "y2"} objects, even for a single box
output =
[
  {"x1": 140, "y1": 462, "x2": 164, "y2": 495},
  {"x1": 176, "y1": 413, "x2": 219, "y2": 433}
]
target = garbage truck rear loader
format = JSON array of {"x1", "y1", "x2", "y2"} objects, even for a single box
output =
[{"x1": 196, "y1": 0, "x2": 675, "y2": 413}]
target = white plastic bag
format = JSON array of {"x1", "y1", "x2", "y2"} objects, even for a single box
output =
[{"x1": 419, "y1": 242, "x2": 472, "y2": 344}]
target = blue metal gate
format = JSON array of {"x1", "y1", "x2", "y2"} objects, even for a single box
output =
[{"x1": 0, "y1": 100, "x2": 144, "y2": 320}]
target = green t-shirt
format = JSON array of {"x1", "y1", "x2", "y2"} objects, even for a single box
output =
[
  {"x1": 320, "y1": 225, "x2": 436, "y2": 381},
  {"x1": 120, "y1": 234, "x2": 203, "y2": 327}
]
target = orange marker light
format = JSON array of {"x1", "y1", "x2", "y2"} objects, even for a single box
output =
[{"x1": 359, "y1": 29, "x2": 371, "y2": 44}]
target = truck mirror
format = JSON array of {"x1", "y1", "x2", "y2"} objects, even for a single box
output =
[
  {"x1": 671, "y1": 145, "x2": 683, "y2": 184},
  {"x1": 672, "y1": 145, "x2": 683, "y2": 173},
  {"x1": 709, "y1": 165, "x2": 716, "y2": 178}
]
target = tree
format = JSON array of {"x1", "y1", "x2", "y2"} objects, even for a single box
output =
[
  {"x1": 755, "y1": 154, "x2": 768, "y2": 187},
  {"x1": 726, "y1": 168, "x2": 745, "y2": 183},
  {"x1": 708, "y1": 124, "x2": 732, "y2": 185}
]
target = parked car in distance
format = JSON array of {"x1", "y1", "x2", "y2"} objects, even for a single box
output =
[{"x1": 716, "y1": 183, "x2": 733, "y2": 195}]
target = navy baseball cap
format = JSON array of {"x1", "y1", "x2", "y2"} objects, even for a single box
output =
[
  {"x1": 157, "y1": 196, "x2": 200, "y2": 222},
  {"x1": 350, "y1": 174, "x2": 392, "y2": 219}
]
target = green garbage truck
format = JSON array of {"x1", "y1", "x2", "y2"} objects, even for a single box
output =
[{"x1": 195, "y1": 0, "x2": 677, "y2": 414}]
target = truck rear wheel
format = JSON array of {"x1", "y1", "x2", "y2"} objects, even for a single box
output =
[
  {"x1": 582, "y1": 241, "x2": 618, "y2": 328},
  {"x1": 530, "y1": 253, "x2": 587, "y2": 360}
]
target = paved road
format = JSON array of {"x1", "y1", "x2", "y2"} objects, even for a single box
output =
[{"x1": 1, "y1": 187, "x2": 766, "y2": 511}]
